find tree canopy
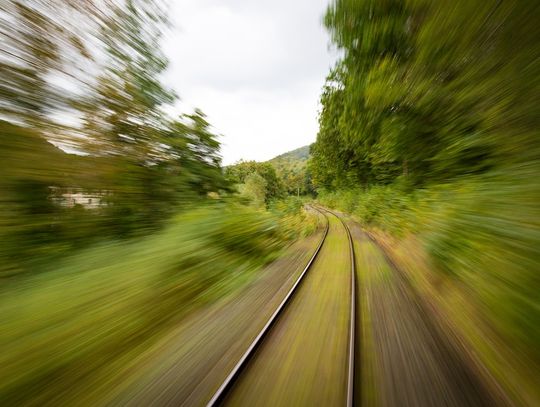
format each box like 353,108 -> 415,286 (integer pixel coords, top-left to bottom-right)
0,0 -> 227,274
310,0 -> 540,190
225,160 -> 284,202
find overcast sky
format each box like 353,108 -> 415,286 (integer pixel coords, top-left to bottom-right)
162,0 -> 336,165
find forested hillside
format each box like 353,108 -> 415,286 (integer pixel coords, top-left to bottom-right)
311,0 -> 539,401
225,145 -> 313,202
268,145 -> 312,196
270,145 -> 310,163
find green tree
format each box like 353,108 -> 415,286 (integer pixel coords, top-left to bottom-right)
0,0 -> 229,273
83,0 -> 226,233
0,1 -> 105,272
240,172 -> 267,209
312,0 -> 540,372
312,0 -> 540,188
225,161 -> 284,201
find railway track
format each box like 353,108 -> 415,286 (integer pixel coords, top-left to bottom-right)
207,206 -> 357,406
324,207 -> 357,407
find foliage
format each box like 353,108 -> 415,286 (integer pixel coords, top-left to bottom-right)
239,172 -> 267,208
313,0 -> 540,372
0,204 -> 286,405
318,170 -> 540,361
0,1 -> 226,276
311,0 -> 539,188
269,196 -> 319,239
227,146 -> 315,200
225,160 -> 284,202
268,145 -> 314,196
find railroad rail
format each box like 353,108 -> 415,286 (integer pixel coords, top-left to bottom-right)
317,206 -> 357,407
206,205 -> 356,406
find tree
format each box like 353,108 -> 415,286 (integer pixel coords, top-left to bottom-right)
225,161 -> 284,201
0,0 -> 229,273
0,1 -> 108,271
82,0 -> 227,233
311,0 -> 540,189
240,173 -> 267,209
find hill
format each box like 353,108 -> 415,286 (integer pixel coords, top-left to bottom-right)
268,145 -> 310,172
269,145 -> 310,163
267,145 -> 311,195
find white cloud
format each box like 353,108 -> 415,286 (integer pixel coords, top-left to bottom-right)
163,0 -> 336,164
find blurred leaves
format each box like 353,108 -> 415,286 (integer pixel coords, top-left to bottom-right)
0,204 -> 284,405
312,0 -> 540,187
313,0 -> 540,371
0,0 -> 227,276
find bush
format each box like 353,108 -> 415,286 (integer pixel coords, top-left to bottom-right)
317,167 -> 540,362
0,203 -> 286,405
269,197 -> 319,239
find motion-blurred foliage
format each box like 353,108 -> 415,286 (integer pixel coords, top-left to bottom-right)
270,196 -> 319,239
0,204 -> 286,405
268,145 -> 314,196
225,160 -> 285,204
0,0 -> 227,277
0,2 -> 321,403
312,0 -> 540,369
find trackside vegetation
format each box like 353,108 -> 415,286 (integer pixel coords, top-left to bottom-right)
0,1 -> 319,404
0,202 -> 318,405
311,0 -> 539,400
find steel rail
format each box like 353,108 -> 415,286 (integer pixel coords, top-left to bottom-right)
317,206 -> 356,407
206,205 -> 330,407
338,211 -> 357,407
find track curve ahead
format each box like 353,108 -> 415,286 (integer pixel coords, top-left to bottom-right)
207,206 -> 357,407
322,207 -> 357,407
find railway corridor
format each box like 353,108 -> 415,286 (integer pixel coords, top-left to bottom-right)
103,208 -> 504,407
222,211 -> 354,406
348,221 -> 502,407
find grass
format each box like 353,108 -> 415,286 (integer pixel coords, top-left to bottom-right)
0,202 -> 309,405
317,166 -> 540,404
353,234 -> 382,407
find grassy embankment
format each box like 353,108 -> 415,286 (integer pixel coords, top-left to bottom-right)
0,200 -> 317,405
318,168 -> 539,405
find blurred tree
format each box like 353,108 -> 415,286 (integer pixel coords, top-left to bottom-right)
0,0 -> 228,273
81,0 -> 176,231
311,0 -> 540,188
311,0 -> 540,370
82,0 -> 226,233
240,172 -> 267,209
0,1 -> 107,272
225,160 -> 284,202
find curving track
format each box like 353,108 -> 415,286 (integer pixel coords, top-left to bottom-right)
318,206 -> 357,407
207,206 -> 357,407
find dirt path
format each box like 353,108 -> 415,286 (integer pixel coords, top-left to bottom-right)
223,211 -> 353,406
346,219 -> 506,407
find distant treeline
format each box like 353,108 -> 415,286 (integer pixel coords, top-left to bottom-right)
225,146 -> 314,205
